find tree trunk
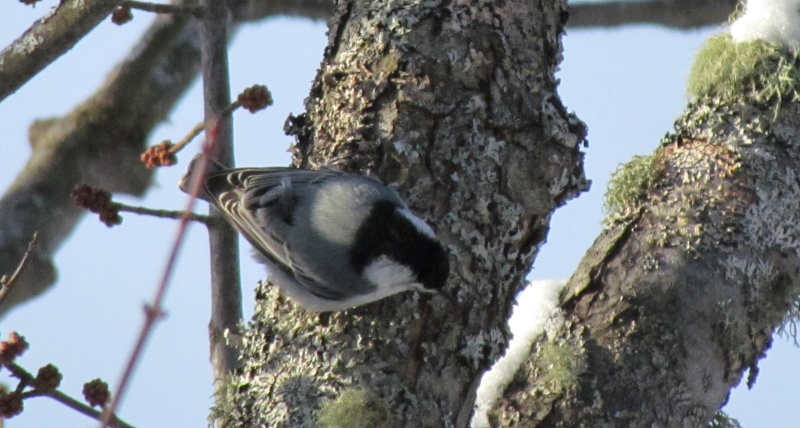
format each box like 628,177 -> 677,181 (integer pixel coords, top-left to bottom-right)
218,0 -> 587,427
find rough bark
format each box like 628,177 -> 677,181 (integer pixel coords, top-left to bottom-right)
490,86 -> 800,425
219,0 -> 588,427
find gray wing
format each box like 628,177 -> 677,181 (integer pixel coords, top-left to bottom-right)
204,167 -> 368,301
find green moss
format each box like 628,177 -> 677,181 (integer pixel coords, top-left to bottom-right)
317,389 -> 392,428
603,154 -> 656,221
687,34 -> 800,105
537,340 -> 587,395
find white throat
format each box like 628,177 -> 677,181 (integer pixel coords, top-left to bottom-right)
363,256 -> 420,291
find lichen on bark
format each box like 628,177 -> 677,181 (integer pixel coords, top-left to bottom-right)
217,0 -> 587,426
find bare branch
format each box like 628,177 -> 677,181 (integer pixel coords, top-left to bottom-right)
103,0 -> 256,423
1,0 -> 730,113
167,84 -> 272,154
231,0 -> 333,22
0,0 -> 124,102
42,390 -> 134,428
123,1 -> 206,17
232,0 -> 737,30
197,0 -> 245,409
114,203 -> 214,225
568,0 -> 737,29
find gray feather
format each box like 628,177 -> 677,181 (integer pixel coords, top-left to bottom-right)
192,159 -> 407,307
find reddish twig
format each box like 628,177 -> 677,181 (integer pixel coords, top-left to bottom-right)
101,13 -> 272,428
100,148 -> 213,427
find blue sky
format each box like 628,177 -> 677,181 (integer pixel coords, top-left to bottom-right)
0,3 -> 796,427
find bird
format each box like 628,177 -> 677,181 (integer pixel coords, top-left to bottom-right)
179,154 -> 450,312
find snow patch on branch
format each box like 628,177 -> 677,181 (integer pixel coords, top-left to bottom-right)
470,279 -> 567,428
730,0 -> 800,48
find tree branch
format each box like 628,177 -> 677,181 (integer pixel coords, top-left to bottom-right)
197,0 -> 244,408
0,0 -> 124,102
123,1 -> 206,18
491,64 -> 800,426
233,0 -> 739,30
37,390 -> 134,428
231,0 -> 333,22
114,202 -> 214,225
568,0 -> 737,29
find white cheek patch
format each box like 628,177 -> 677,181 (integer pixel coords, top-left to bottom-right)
363,256 -> 418,289
397,208 -> 436,239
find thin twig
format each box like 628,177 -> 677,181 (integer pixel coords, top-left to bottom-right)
567,0 -> 735,29
113,202 -> 214,225
4,362 -> 34,390
0,233 -> 38,306
169,100 -> 240,154
169,121 -> 206,154
221,100 -> 242,118
123,1 -> 206,18
48,390 -> 134,428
